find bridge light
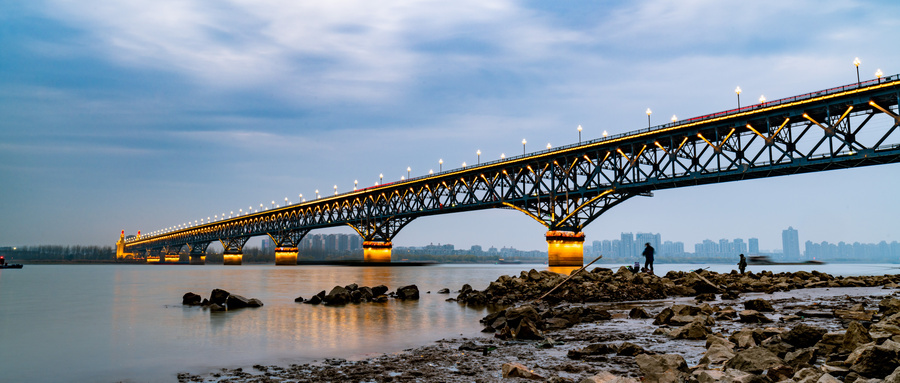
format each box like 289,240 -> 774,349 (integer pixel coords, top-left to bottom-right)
758,95 -> 766,104
735,86 -> 742,108
315,190 -> 319,199
354,180 -> 358,190
379,173 -> 383,184
646,108 -> 652,127
476,150 -> 481,164
438,159 -> 443,172
546,143 -> 551,150
334,185 -> 338,195
429,169 -> 433,175
577,125 -> 582,143
462,162 -> 467,168
522,139 -> 527,154
603,130 -> 608,138
853,57 -> 861,83
875,68 -> 883,80
501,153 -> 506,159
671,115 -> 677,123
407,166 -> 411,178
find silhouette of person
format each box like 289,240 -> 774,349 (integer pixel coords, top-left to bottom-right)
738,253 -> 747,274
641,243 -> 655,273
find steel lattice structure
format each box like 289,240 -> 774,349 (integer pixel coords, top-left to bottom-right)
125,76 -> 900,257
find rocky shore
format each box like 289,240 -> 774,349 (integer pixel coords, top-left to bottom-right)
179,268 -> 900,383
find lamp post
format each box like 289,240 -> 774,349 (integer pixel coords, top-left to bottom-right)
379,173 -> 383,184
354,180 -> 358,190
853,57 -> 861,83
577,124 -> 582,143
876,69 -> 883,82
546,143 -> 551,150
501,153 -> 505,159
334,185 -> 338,195
462,161 -> 467,168
407,166 -> 411,179
285,197 -> 289,206
298,194 -> 303,202
671,115 -> 677,123
759,95 -> 766,104
646,108 -> 652,127
438,159 -> 443,172
315,190 -> 319,199
476,149 -> 481,164
735,86 -> 742,108
522,139 -> 527,154
603,130 -> 608,138
429,169 -> 433,175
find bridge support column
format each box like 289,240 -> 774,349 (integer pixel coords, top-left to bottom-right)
546,231 -> 584,266
187,242 -> 210,265
189,254 -> 206,265
146,248 -> 162,263
223,251 -> 243,265
275,247 -> 298,265
363,241 -> 392,262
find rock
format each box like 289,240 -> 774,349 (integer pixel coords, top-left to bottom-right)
695,293 -> 716,302
437,288 -> 450,294
579,371 -> 638,383
706,335 -> 734,350
880,297 -> 900,316
760,336 -> 794,358
567,343 -> 617,359
722,290 -> 741,300
182,292 -> 202,305
396,285 -> 420,300
653,308 -> 674,325
247,298 -> 263,307
850,343 -> 900,378
739,310 -> 773,323
744,299 -> 775,312
782,324 -> 827,348
304,294 -> 322,305
200,298 -> 209,306
724,346 -> 784,374
505,305 -> 541,329
835,310 -> 875,322
617,342 -> 649,356
635,353 -> 689,383
695,369 -> 725,383
458,341 -> 483,351
842,321 -> 875,353
372,285 -> 389,297
629,307 -> 651,319
372,295 -> 388,303
545,317 -> 570,330
699,344 -> 735,365
323,286 -> 351,305
501,362 -> 544,380
210,288 -> 230,306
349,290 -> 361,303
512,317 -> 543,340
293,296 -> 304,303
670,322 -> 710,340
785,347 -> 817,369
344,283 -> 358,291
358,287 -> 374,301
226,294 -> 257,309
208,303 -> 225,311
885,366 -> 900,383
816,332 -> 845,355
817,373 -> 842,383
765,364 -> 795,382
730,328 -> 758,348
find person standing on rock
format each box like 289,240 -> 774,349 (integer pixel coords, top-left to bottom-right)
738,253 -> 747,274
641,243 -> 654,273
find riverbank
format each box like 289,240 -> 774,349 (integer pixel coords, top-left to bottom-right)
180,268 -> 900,382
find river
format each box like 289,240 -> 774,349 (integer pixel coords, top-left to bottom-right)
0,262 -> 897,382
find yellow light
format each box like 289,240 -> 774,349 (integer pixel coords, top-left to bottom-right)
522,138 -> 527,145
735,86 -> 742,95
646,108 -> 652,116
853,57 -> 861,67
501,153 -> 506,159
875,69 -> 883,78
602,130 -> 608,137
577,125 -> 582,132
671,115 -> 677,122
759,95 -> 766,103
546,143 -> 551,149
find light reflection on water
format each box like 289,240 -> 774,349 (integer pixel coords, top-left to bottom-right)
0,262 -> 896,382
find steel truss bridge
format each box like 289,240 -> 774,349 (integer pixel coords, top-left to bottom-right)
122,75 -> 900,266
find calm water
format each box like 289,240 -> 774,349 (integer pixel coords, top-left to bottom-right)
0,262 -> 897,382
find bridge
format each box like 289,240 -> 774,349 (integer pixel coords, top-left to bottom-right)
120,74 -> 900,266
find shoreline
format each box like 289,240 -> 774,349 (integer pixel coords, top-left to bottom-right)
179,268 -> 900,382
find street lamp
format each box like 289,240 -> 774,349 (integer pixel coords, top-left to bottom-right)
759,95 -> 766,104
646,108 -> 652,127
577,124 -> 582,143
876,69 -> 883,82
735,86 -> 742,108
476,149 -> 481,164
462,162 -> 467,168
285,197 -> 289,205
429,169 -> 433,175
407,166 -> 411,178
546,143 -> 551,150
853,57 -> 861,83
603,130 -> 608,138
671,115 -> 677,123
238,209 -> 242,216
334,185 -> 338,195
298,194 -> 304,202
522,138 -> 527,154
501,153 -> 506,159
354,180 -> 358,190
379,173 -> 383,184
315,190 -> 319,199
438,159 -> 443,172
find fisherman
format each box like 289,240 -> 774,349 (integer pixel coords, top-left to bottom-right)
641,243 -> 655,273
738,253 -> 747,274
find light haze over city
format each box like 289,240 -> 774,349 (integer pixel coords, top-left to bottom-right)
1,1 -> 899,252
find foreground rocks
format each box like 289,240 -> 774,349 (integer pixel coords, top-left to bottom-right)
183,271 -> 900,383
182,289 -> 263,310
294,283 -> 420,305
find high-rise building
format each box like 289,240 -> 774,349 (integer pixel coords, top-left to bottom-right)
636,232 -> 661,256
619,233 -> 634,258
782,226 -> 800,260
748,238 -> 759,254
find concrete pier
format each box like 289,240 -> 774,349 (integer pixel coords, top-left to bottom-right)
363,241 -> 392,262
189,255 -> 205,265
275,247 -> 298,265
223,252 -> 243,265
546,231 -> 584,266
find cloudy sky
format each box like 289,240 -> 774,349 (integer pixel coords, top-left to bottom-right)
2,0 -> 899,252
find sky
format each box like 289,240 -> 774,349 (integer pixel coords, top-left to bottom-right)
1,0 -> 899,252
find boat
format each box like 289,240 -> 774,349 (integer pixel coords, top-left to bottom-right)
0,264 -> 23,269
747,255 -> 825,265
496,259 -> 522,264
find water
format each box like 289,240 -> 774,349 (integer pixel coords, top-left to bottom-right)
0,262 -> 896,382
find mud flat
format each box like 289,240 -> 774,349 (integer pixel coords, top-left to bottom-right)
180,268 -> 900,382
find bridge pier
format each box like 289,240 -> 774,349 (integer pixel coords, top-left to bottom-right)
546,231 -> 584,266
223,251 -> 242,265
275,247 -> 298,265
363,241 -> 392,262
189,254 -> 205,265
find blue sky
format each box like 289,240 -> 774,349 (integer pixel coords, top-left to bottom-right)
2,0 -> 899,252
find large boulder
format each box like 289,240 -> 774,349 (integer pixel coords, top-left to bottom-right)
670,322 -> 710,340
781,324 -> 827,348
226,294 -> 252,309
744,298 -> 775,312
850,342 -> 900,379
699,344 -> 735,365
182,292 -> 202,305
738,310 -> 773,323
210,288 -> 230,305
635,353 -> 689,383
842,321 -> 874,353
879,297 -> 900,316
372,285 -> 389,297
505,305 -> 541,329
724,346 -> 784,374
323,286 -> 351,305
396,285 -> 420,300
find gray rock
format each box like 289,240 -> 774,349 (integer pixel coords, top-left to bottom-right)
396,285 -> 420,300
323,286 -> 351,305
567,343 -> 617,359
785,347 -> 817,370
247,298 -> 263,307
724,346 -> 784,374
850,343 -> 900,378
372,285 -> 389,297
670,322 -> 710,340
437,288 -> 450,294
617,342 -> 649,356
635,353 -> 689,383
816,373 -> 841,383
699,344 -> 735,365
210,288 -> 230,306
781,324 -> 826,348
738,309 -> 773,324
629,307 -> 651,319
885,366 -> 900,383
226,294 -> 251,308
793,367 -> 823,383
182,292 -> 202,305
842,321 -> 875,353
744,298 -> 775,312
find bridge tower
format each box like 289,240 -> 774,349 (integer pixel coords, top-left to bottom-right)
220,237 -> 249,265
115,230 -> 133,261
187,242 -> 211,265
163,244 -> 182,263
349,217 -> 416,262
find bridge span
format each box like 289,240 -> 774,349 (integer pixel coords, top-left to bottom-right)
121,75 -> 900,266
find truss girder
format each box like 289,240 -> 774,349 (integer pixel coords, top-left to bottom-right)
126,79 -> 900,253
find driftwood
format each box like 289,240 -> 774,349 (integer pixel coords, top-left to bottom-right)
535,255 -> 603,301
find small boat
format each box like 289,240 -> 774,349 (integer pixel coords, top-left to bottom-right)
0,263 -> 23,269
747,255 -> 825,265
496,259 -> 522,264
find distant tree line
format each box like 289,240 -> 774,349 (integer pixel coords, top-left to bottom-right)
4,245 -> 116,262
